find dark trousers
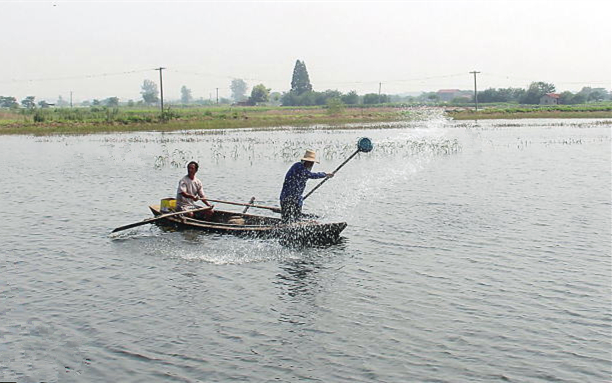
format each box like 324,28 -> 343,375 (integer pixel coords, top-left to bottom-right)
280,199 -> 302,223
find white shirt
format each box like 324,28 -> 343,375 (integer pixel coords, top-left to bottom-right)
176,175 -> 205,210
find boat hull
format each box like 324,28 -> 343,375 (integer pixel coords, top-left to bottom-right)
149,205 -> 347,246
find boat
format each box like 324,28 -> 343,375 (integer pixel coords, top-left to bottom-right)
148,204 -> 347,246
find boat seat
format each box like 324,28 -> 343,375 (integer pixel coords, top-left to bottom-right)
227,216 -> 245,225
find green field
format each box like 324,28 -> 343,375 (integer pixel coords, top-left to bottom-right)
0,105 -> 407,135
1,103 -> 610,135
446,103 -> 612,120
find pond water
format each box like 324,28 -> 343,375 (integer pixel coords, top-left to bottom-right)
1,116 -> 610,382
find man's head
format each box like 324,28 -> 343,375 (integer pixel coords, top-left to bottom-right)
300,150 -> 318,170
301,160 -> 314,170
187,161 -> 199,178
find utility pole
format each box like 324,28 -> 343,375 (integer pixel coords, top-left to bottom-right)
156,67 -> 166,119
216,88 -> 219,104
470,71 -> 480,111
70,91 -> 73,108
378,82 -> 382,104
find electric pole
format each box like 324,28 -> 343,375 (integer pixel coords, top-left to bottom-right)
70,91 -> 73,108
378,82 -> 382,104
470,71 -> 480,111
156,67 -> 166,119
216,88 -> 219,105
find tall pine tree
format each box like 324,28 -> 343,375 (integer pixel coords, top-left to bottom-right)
290,60 -> 313,95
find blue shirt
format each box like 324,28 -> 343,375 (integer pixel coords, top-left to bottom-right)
280,162 -> 327,205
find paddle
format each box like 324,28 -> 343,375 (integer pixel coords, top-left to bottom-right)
111,205 -> 213,233
242,196 -> 256,213
204,198 -> 319,219
303,137 -> 373,200
205,198 -> 282,213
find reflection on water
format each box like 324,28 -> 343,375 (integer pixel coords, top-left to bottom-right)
1,119 -> 610,382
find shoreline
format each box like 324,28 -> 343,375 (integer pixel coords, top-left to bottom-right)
0,106 -> 610,135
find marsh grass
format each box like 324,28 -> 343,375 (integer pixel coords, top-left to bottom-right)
0,105 -> 405,135
448,104 -> 612,120
2,103 -> 611,135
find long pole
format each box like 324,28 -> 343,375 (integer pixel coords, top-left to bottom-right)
156,67 -> 166,119
470,70 -> 480,111
216,88 -> 219,104
303,149 -> 360,200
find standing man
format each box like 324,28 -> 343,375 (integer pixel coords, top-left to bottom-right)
280,150 -> 333,223
176,161 -> 214,218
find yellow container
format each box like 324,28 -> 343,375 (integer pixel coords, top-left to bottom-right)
160,198 -> 176,213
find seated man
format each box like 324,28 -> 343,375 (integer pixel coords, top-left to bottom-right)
176,161 -> 214,219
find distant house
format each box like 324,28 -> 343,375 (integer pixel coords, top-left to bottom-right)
436,89 -> 471,102
436,89 -> 462,102
540,93 -> 560,105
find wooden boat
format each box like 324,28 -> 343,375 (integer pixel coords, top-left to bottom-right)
148,204 -> 347,246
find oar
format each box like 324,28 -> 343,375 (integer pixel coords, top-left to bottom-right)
205,198 -> 282,213
205,198 -> 319,219
242,196 -> 256,213
303,137 -> 373,200
111,206 -> 213,233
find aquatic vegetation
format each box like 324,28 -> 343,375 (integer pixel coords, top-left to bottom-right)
154,148 -> 193,169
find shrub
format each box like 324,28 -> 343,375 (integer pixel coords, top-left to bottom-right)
33,111 -> 46,122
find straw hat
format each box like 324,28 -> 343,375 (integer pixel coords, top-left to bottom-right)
301,149 -> 319,163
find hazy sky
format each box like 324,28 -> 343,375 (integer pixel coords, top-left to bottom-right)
2,1 -> 610,102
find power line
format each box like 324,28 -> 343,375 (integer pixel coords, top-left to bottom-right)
481,72 -> 609,86
0,68 -> 155,84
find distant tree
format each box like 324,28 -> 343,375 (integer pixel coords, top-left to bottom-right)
56,95 -> 69,107
315,90 -> 342,105
80,100 -> 91,107
559,91 -> 575,105
363,93 -> 379,104
477,88 -> 502,103
588,89 -> 606,102
498,87 -> 525,102
0,96 -> 19,108
269,92 -> 282,105
520,82 -> 556,104
249,84 -> 271,104
326,97 -> 345,115
92,99 -> 101,106
21,96 -> 36,109
364,93 -> 389,104
290,60 -> 313,95
127,99 -> 135,107
180,85 -> 193,104
577,86 -> 607,102
141,79 -> 159,105
230,79 -> 248,102
38,100 -> 52,108
570,93 -> 587,104
280,91 -> 294,106
341,90 -> 359,105
451,97 -> 471,104
105,97 -> 119,107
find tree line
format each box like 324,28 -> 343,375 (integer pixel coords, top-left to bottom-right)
471,83 -> 610,105
2,60 -> 610,109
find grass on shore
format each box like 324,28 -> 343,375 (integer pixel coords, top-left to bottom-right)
1,103 -> 611,135
0,106 -> 406,135
446,104 -> 612,120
